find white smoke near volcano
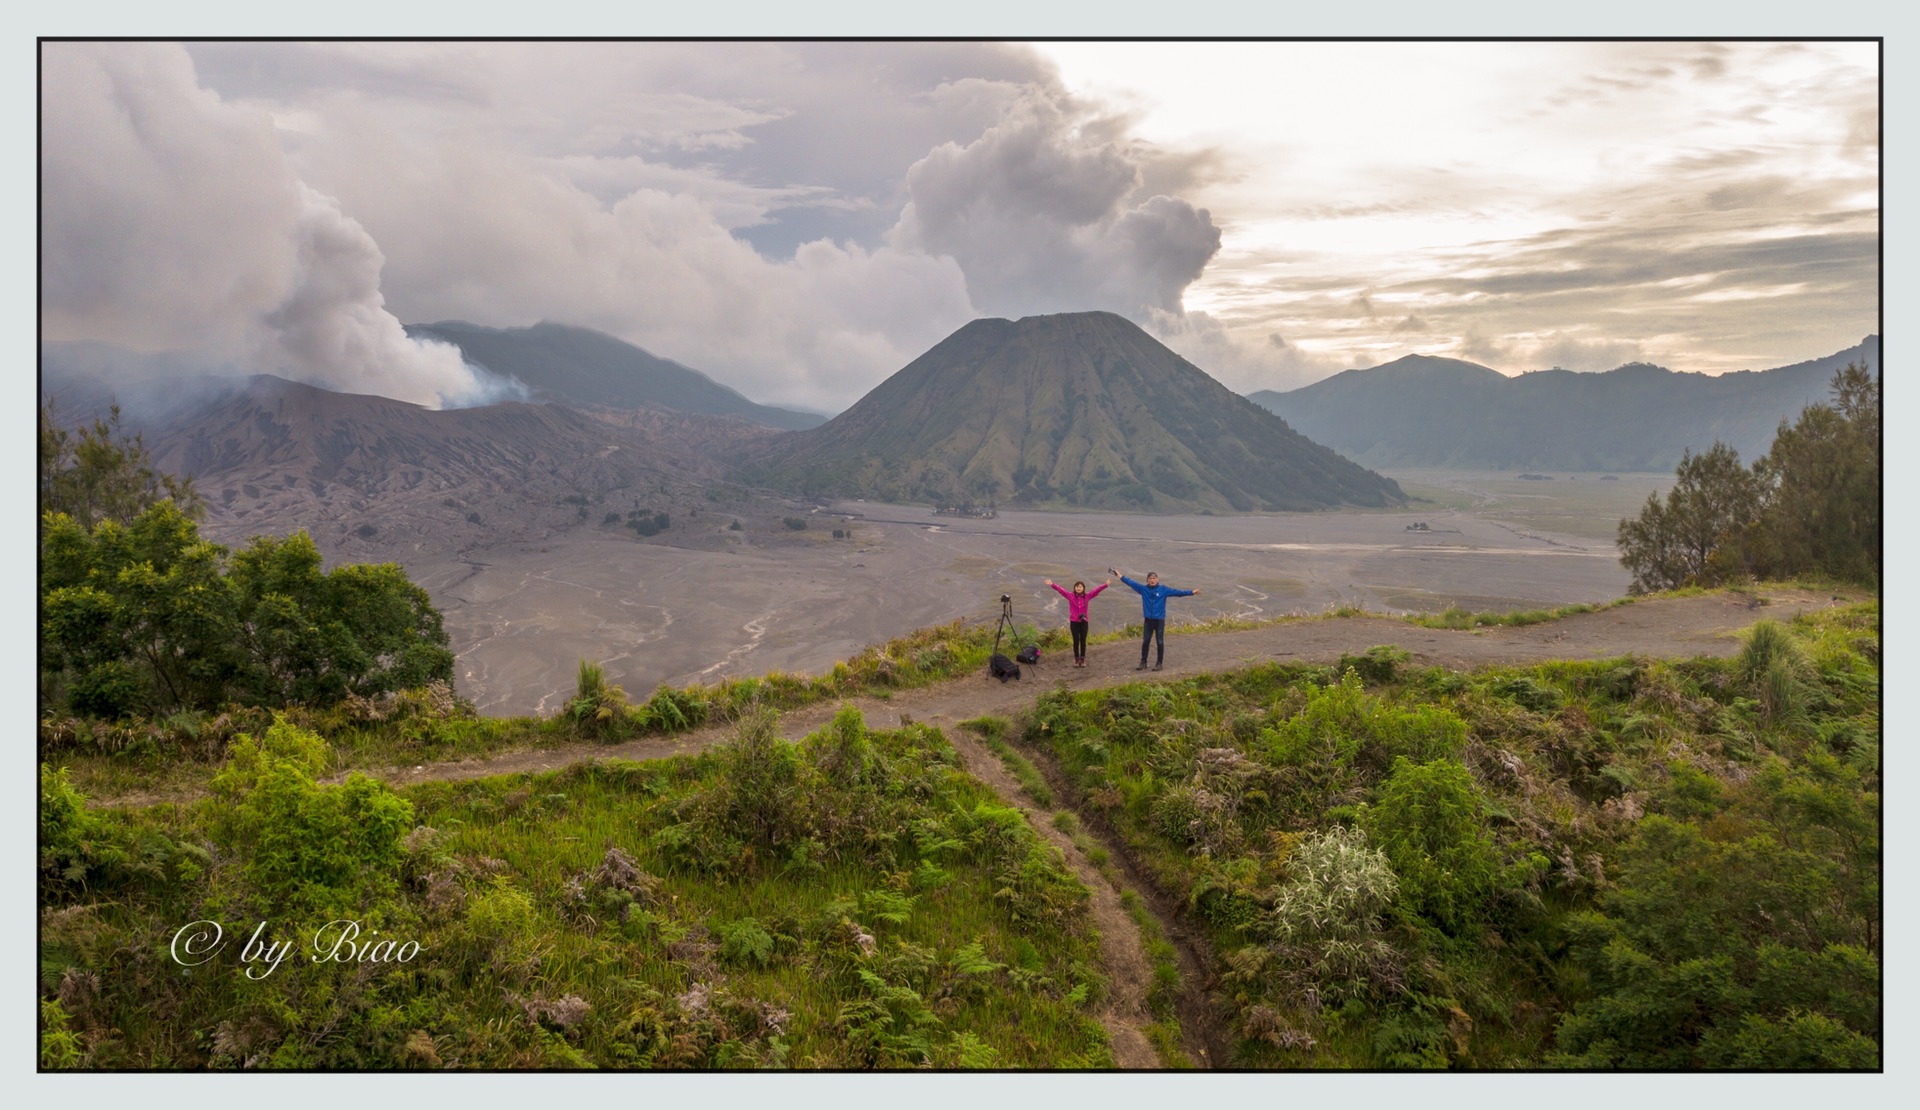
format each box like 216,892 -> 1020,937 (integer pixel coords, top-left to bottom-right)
40,42 -> 519,410
257,185 -> 527,407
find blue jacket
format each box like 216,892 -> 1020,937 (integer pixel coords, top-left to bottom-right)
1120,576 -> 1193,621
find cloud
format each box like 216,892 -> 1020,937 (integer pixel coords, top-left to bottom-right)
178,43 -> 1228,409
1146,310 -> 1345,394
40,43 -> 516,409
283,93 -> 977,412
43,40 -> 1877,414
890,89 -> 1222,320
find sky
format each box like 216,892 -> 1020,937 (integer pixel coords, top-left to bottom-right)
38,39 -> 1879,412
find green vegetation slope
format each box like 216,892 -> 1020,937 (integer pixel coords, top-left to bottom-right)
1019,605 -> 1879,1067
40,708 -> 1110,1069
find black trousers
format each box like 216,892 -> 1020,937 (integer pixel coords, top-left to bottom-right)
1139,618 -> 1165,665
1070,620 -> 1089,660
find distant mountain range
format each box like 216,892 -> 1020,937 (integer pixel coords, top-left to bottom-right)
1246,336 -> 1880,471
405,321 -> 827,430
747,311 -> 1404,512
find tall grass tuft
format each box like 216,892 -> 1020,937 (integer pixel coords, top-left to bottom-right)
1738,621 -> 1815,727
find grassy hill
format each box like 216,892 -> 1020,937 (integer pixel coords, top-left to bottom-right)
747,311 -> 1404,512
1248,337 -> 1880,471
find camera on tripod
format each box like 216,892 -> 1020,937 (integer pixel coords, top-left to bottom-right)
1000,594 -> 1012,605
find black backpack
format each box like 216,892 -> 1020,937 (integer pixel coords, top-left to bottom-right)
988,653 -> 1021,682
1015,645 -> 1040,666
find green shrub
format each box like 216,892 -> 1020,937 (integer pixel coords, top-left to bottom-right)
210,719 -> 414,915
1737,621 -> 1817,727
1365,758 -> 1512,933
1488,675 -> 1564,713
1263,671 -> 1466,777
1337,645 -> 1411,685
715,711 -> 804,850
1265,825 -> 1403,1002
38,765 -> 97,886
717,917 -> 777,968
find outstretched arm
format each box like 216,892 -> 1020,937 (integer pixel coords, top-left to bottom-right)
1168,586 -> 1198,598
1087,581 -> 1109,599
1118,575 -> 1144,594
1047,581 -> 1073,600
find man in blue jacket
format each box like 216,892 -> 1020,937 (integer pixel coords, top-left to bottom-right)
1109,567 -> 1201,671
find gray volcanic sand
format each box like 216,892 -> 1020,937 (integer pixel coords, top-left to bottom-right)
410,498 -> 1628,716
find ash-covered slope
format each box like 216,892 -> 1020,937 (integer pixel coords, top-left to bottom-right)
144,375 -> 703,560
750,311 -> 1403,512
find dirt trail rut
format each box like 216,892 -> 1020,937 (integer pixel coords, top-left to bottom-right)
936,724 -> 1164,1068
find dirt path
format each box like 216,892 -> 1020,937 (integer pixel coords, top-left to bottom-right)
935,723 -> 1163,1068
359,587 -> 1839,791
1004,721 -> 1235,1068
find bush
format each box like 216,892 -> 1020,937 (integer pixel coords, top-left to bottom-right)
1337,645 -> 1411,685
564,658 -> 631,737
211,719 -> 415,915
1365,758 -> 1515,932
714,711 -> 804,850
1737,621 -> 1817,727
1263,670 -> 1466,778
1265,826 -> 1403,1001
783,517 -> 809,531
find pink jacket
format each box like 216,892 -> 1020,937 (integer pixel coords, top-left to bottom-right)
1050,581 -> 1108,622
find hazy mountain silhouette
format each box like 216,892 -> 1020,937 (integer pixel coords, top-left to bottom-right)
406,320 -> 827,430
1246,336 -> 1880,471
748,311 -> 1403,512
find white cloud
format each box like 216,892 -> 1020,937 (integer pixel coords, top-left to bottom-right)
41,40 -> 1879,416
40,43 -> 517,408
891,88 -> 1221,320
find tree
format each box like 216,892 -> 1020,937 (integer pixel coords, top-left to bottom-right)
1617,443 -> 1763,592
1755,362 -> 1880,585
1617,364 -> 1880,592
39,404 -> 203,530
40,504 -> 454,717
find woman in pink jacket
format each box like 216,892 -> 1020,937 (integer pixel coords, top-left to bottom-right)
1046,576 -> 1111,668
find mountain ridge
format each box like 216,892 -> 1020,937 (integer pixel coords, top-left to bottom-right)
405,320 -> 827,430
1246,336 -> 1880,470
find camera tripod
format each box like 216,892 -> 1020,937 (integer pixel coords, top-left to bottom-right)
991,593 -> 1015,656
